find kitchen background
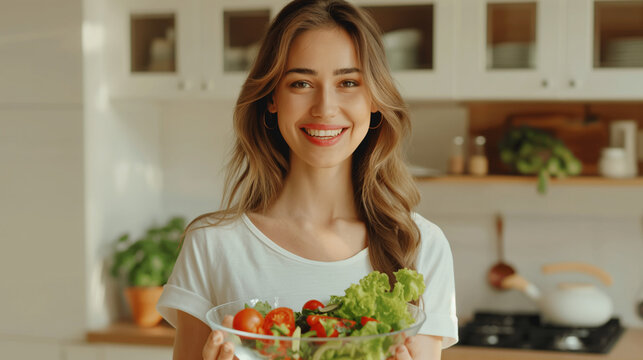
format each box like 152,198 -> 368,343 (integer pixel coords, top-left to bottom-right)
2,0 -> 643,359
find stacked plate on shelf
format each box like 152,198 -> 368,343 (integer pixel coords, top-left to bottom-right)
487,42 -> 535,69
603,37 -> 643,68
382,28 -> 422,70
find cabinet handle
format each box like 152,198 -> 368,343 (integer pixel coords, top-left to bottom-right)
541,79 -> 549,88
569,79 -> 576,88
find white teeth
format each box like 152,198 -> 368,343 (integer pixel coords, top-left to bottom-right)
304,128 -> 343,137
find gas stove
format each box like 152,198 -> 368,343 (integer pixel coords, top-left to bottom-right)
457,312 -> 624,353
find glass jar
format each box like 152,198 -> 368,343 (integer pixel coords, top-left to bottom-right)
448,136 -> 465,175
468,136 -> 488,176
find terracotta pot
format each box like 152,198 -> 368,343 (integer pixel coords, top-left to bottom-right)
124,286 -> 164,327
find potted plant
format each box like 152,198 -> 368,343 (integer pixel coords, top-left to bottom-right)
499,126 -> 582,194
110,216 -> 186,327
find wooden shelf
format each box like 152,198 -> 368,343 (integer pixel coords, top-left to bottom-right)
415,175 -> 643,186
86,321 -> 174,347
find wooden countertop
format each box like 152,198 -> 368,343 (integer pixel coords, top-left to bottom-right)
86,321 -> 175,346
443,328 -> 643,360
87,323 -> 643,359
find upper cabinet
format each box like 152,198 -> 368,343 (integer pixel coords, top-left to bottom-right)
107,0 -> 201,98
200,0 -> 276,99
564,0 -> 643,100
354,0 -> 456,100
456,0 -> 562,99
457,0 -> 643,100
105,0 -> 643,100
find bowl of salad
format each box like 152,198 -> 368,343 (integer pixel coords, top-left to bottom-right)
205,269 -> 427,360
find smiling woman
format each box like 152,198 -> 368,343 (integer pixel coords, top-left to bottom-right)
156,1 -> 458,360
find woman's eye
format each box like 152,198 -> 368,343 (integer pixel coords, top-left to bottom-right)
290,81 -> 311,89
341,80 -> 359,88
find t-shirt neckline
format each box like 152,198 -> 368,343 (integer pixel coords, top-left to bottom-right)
241,213 -> 368,266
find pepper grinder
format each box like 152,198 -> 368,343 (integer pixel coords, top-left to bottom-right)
468,136 -> 489,176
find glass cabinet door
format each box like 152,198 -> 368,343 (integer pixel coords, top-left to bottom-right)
565,0 -> 643,99
108,0 -> 200,97
201,0 -> 273,98
456,0 -> 561,99
594,1 -> 643,69
129,14 -> 177,74
355,0 -> 455,100
222,10 -> 270,73
486,2 -> 537,70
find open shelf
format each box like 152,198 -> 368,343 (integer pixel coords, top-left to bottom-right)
415,175 -> 643,186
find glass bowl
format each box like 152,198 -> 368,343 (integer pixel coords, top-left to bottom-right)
205,296 -> 426,360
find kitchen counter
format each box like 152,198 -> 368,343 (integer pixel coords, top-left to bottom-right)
88,324 -> 642,359
443,328 -> 643,360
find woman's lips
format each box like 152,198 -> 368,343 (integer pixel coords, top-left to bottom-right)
300,127 -> 346,146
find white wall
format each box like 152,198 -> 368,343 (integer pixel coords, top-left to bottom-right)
0,0 -> 86,358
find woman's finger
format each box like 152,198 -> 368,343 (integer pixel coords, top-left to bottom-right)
390,344 -> 413,360
223,315 -> 234,328
202,331 -> 224,359
217,341 -> 235,360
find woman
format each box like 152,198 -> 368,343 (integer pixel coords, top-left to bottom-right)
157,1 -> 458,359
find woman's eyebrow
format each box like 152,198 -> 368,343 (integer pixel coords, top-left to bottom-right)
284,67 -> 361,75
334,67 -> 360,75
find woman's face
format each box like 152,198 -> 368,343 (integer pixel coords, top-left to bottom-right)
268,26 -> 376,170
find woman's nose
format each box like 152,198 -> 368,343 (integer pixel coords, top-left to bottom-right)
310,86 -> 339,119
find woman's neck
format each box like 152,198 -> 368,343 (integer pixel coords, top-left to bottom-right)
268,157 -> 358,224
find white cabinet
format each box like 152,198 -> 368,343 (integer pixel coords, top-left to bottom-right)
456,0 -> 643,100
107,0 -> 201,98
106,0 -> 453,100
105,0 -> 643,100
354,0 -> 456,100
200,0 -> 278,99
456,0 -> 563,99
563,0 -> 643,100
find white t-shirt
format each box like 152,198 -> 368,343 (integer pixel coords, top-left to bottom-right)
157,212 -> 458,348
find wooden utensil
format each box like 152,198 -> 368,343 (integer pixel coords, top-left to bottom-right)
487,214 -> 515,290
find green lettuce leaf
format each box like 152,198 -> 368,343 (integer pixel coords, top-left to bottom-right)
329,269 -> 425,331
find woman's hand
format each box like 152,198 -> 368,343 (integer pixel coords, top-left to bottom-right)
202,315 -> 237,360
387,335 -> 442,360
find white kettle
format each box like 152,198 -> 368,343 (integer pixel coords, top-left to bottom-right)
502,262 -> 613,327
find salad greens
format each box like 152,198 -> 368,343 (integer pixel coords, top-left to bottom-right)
241,269 -> 426,360
328,268 -> 426,331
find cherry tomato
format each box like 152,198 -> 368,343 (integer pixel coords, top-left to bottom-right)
302,299 -> 325,311
232,308 -> 264,334
360,316 -> 378,326
263,307 -> 296,335
307,315 -> 356,337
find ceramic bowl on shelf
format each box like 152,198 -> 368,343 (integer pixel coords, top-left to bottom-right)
382,28 -> 422,70
205,296 -> 426,360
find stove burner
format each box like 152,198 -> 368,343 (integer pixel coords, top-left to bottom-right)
458,312 -> 624,353
553,333 -> 584,351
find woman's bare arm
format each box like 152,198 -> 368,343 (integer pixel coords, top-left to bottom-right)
173,310 -> 213,360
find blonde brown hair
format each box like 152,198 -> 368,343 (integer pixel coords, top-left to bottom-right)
189,0 -> 421,282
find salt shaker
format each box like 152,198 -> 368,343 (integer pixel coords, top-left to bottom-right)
468,136 -> 488,176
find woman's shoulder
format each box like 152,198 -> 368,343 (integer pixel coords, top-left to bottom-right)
411,212 -> 445,238
411,212 -> 452,255
184,213 -> 249,242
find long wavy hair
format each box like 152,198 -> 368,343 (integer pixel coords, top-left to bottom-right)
189,0 -> 421,283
